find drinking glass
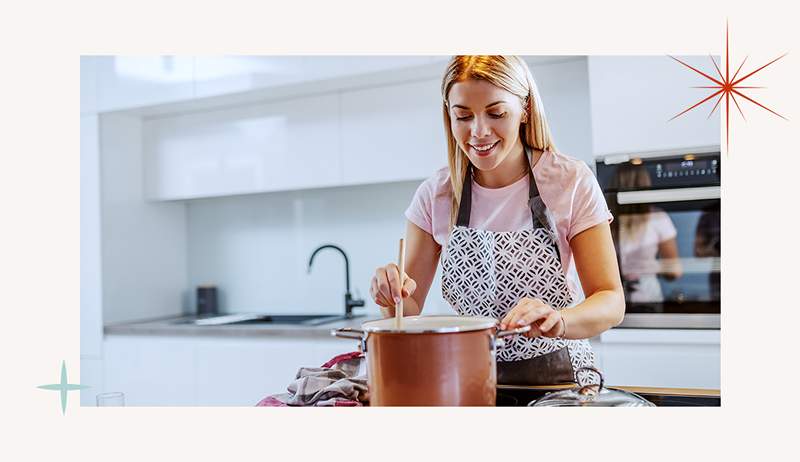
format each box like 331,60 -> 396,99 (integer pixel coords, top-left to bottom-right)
96,392 -> 125,406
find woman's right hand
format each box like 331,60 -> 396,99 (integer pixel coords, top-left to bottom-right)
370,263 -> 417,308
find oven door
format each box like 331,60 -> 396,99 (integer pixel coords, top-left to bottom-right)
608,187 -> 720,329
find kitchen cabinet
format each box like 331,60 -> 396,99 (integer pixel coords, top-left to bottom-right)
143,93 -> 341,200
587,56 -> 721,156
339,79 -> 448,185
594,328 -> 720,389
103,335 -> 352,406
193,56 -> 446,100
94,56 -> 195,113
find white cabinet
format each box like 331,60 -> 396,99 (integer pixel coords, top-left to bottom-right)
143,93 -> 341,200
340,79 -> 448,185
587,56 -> 721,156
103,335 -> 355,406
594,329 -> 720,389
193,56 -> 446,100
104,335 -> 196,406
94,56 -> 195,112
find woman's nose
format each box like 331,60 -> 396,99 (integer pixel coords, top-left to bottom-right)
470,117 -> 491,138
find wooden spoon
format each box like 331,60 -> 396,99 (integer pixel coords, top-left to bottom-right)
395,238 -> 406,329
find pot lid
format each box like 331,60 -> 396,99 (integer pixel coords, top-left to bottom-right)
361,315 -> 498,334
529,367 -> 656,407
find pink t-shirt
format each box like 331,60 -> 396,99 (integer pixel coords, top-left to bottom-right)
404,150 -> 613,303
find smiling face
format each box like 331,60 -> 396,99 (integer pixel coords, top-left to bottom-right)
447,79 -> 527,175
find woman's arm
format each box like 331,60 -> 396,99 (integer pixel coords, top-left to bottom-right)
376,220 -> 441,317
657,237 -> 683,280
562,222 -> 626,339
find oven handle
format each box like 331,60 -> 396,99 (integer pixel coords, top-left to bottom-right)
617,186 -> 720,204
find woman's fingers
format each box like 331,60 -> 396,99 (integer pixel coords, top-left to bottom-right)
514,299 -> 547,326
538,310 -> 562,335
385,263 -> 402,305
376,266 -> 394,306
402,275 -> 416,298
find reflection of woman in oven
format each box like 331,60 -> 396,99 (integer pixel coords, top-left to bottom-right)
612,164 -> 682,303
694,203 -> 720,299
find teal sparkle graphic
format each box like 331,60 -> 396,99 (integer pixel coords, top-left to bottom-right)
37,360 -> 89,415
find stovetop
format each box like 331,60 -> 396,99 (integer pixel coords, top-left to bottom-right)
496,386 -> 720,407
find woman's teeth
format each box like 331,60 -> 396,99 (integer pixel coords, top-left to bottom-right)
472,142 -> 498,152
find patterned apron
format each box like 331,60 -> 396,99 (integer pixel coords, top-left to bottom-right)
441,147 -> 596,385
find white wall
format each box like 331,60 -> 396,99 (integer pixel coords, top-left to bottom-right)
100,114 -> 189,323
529,58 -> 594,165
185,180 -> 453,316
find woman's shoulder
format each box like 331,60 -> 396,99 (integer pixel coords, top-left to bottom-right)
534,149 -> 595,186
418,165 -> 453,199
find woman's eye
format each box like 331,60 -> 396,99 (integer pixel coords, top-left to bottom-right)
490,112 -> 507,119
456,115 -> 472,121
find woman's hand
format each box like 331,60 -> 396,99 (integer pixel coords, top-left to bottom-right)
370,263 -> 417,309
499,297 -> 566,339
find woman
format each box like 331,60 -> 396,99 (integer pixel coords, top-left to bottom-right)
369,56 -> 625,385
611,163 -> 682,304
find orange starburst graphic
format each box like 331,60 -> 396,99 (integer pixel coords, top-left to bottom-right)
669,22 -> 787,152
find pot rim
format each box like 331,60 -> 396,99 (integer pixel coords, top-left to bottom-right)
361,315 -> 498,334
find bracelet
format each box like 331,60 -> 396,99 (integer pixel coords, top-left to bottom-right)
558,311 -> 568,339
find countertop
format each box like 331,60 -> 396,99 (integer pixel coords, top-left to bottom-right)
104,314 -> 376,339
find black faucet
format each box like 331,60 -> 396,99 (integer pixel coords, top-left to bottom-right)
307,244 -> 365,319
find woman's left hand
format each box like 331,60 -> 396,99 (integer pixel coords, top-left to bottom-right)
499,297 -> 565,339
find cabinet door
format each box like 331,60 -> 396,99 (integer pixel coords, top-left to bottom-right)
596,329 -> 720,389
340,79 -> 448,185
95,56 -> 195,112
194,56 -> 443,99
194,337 -> 353,406
587,56 -> 721,156
104,336 -> 196,406
143,93 -> 341,200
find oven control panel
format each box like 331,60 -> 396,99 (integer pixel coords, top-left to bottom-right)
595,152 -> 721,191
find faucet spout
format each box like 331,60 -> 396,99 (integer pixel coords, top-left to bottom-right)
308,244 -> 351,298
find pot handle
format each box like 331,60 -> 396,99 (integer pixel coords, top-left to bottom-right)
575,366 -> 605,394
496,325 -> 531,337
331,327 -> 368,352
331,327 -> 365,340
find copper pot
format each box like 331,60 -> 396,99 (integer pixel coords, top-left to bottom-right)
333,315 -> 529,406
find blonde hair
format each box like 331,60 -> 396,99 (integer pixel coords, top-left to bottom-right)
611,164 -> 654,243
441,56 -> 557,229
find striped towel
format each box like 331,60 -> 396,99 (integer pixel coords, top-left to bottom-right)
256,351 -> 368,407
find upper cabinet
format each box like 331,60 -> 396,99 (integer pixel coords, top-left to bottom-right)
94,56 -> 195,113
83,56 -> 448,114
587,56 -> 721,156
340,79 -> 447,185
143,93 -> 341,200
194,56 -> 445,100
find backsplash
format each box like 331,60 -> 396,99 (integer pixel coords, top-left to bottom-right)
186,178 -> 454,317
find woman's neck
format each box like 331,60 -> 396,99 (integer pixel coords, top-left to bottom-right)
474,143 -> 540,189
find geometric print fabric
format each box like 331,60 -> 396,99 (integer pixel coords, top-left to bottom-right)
441,225 -> 596,375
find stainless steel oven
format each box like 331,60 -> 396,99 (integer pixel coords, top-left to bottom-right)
595,147 -> 720,329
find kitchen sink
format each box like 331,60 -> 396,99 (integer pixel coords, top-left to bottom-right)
191,313 -> 353,326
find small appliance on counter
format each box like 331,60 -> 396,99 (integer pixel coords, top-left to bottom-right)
196,285 -> 219,316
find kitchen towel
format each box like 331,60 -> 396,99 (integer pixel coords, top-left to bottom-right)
256,351 -> 368,407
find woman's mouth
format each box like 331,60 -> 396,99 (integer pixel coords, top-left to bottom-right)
470,141 -> 500,157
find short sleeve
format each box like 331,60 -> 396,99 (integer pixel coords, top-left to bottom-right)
653,210 -> 678,241
404,179 -> 434,235
568,163 -> 614,241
